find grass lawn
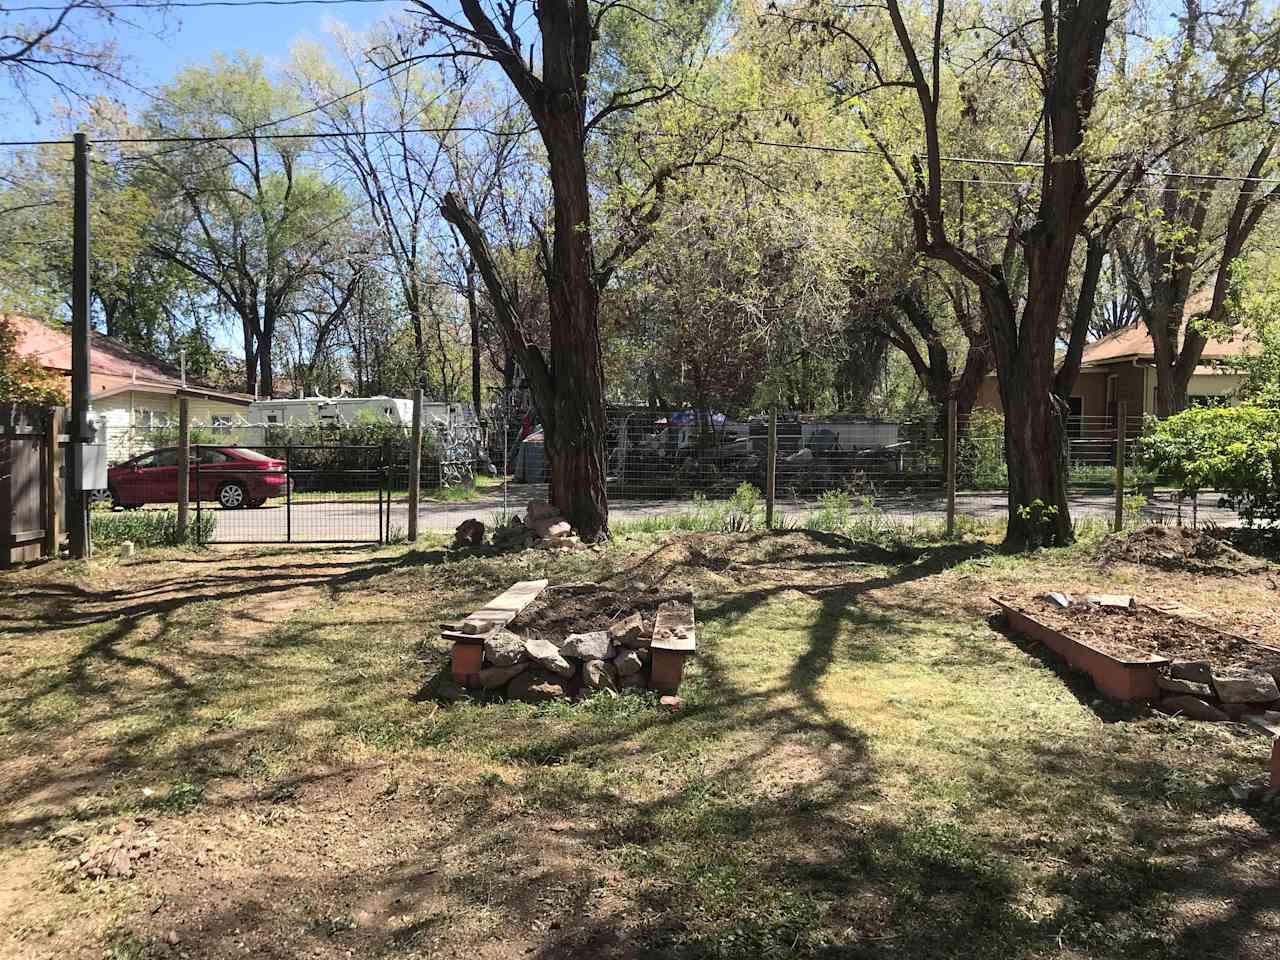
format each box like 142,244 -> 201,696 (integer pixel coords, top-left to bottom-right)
1,527 -> 1277,959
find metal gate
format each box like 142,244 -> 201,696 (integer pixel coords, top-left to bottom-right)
193,444 -> 391,545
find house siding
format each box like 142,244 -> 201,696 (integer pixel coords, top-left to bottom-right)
91,389 -> 250,463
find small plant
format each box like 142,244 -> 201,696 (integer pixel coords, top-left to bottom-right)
723,482 -> 762,533
807,489 -> 852,533
1122,492 -> 1148,529
91,510 -> 216,548
1015,498 -> 1059,550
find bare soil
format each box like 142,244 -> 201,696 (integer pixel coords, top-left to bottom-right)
508,583 -> 693,638
1101,525 -> 1272,576
1025,596 -> 1280,671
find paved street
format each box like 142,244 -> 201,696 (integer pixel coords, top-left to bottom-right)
197,484 -> 1242,543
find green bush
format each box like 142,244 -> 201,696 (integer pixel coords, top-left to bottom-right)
962,408 -> 1007,489
92,510 -> 216,548
1141,406 -> 1280,527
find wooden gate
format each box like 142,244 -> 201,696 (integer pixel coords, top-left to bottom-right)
1,404 -> 63,568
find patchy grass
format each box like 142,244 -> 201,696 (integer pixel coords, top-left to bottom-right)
0,529 -> 1276,960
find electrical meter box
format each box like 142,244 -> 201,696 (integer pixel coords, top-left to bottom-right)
75,411 -> 108,492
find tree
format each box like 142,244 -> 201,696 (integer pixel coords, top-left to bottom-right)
0,315 -> 66,404
0,1 -> 166,118
143,55 -> 364,397
413,0 -> 723,539
788,0 -> 1123,547
1115,1 -> 1280,416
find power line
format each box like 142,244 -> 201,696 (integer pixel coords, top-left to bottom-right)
4,0 -> 399,11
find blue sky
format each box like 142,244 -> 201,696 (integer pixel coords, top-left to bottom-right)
8,0 -> 416,140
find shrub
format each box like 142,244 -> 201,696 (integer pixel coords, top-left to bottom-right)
961,408 -> 1007,489
1141,406 -> 1280,527
92,510 -> 216,547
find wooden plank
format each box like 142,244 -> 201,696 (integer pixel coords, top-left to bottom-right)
44,407 -> 61,558
652,600 -> 696,653
453,578 -> 549,638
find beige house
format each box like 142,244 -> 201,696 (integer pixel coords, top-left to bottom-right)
10,314 -> 253,462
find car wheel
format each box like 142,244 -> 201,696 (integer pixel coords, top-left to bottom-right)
218,481 -> 247,509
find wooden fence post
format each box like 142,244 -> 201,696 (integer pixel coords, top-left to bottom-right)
408,387 -> 423,542
1114,401 -> 1127,533
946,397 -> 957,537
44,407 -> 62,557
765,407 -> 778,529
177,398 -> 190,541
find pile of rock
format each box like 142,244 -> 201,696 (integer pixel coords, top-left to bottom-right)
473,611 -> 659,702
489,500 -> 586,552
1157,660 -> 1280,733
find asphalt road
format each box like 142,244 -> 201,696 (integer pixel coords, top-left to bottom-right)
197,484 -> 1242,543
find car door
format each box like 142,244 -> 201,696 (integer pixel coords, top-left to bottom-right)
193,447 -> 234,500
145,448 -> 181,502
114,452 -> 156,502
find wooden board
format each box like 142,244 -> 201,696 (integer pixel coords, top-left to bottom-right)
446,578 -> 549,643
652,600 -> 696,654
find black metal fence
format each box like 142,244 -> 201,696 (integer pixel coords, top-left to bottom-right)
192,444 -> 392,545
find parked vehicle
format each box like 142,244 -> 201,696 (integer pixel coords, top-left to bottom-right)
108,447 -> 291,510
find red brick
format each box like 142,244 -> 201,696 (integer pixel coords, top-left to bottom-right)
451,641 -> 484,687
1270,739 -> 1280,789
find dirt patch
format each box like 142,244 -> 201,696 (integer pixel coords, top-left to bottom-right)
509,583 -> 693,638
1024,596 -> 1280,670
1102,525 -> 1271,576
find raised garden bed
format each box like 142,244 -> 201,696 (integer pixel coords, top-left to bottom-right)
995,595 -> 1280,726
442,580 -> 697,701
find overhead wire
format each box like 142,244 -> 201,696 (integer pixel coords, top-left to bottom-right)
4,0 -> 401,11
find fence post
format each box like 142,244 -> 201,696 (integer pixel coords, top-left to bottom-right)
766,407 -> 778,529
285,444 -> 292,543
176,398 -> 190,541
44,407 -> 62,558
1114,401 -> 1127,532
408,387 -> 422,542
945,397 -> 957,537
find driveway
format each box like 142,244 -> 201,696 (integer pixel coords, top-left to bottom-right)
198,484 -> 1241,542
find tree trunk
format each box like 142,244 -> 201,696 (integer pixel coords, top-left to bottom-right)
541,111 -> 609,540
466,261 -> 483,417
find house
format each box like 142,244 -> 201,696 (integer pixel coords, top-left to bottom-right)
9,315 -> 254,463
976,293 -> 1254,428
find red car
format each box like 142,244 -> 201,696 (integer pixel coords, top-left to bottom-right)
108,447 -> 291,510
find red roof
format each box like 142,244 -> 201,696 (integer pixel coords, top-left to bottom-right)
7,314 -> 252,404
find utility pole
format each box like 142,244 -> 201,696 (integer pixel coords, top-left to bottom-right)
68,132 -> 91,560
407,387 -> 423,541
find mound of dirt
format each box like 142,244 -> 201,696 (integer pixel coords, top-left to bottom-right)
1101,525 -> 1270,576
509,583 -> 693,638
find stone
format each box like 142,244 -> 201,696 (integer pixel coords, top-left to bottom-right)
1212,670 -> 1280,704
614,649 -> 645,677
1086,594 -> 1135,609
478,662 -> 528,690
1157,676 -> 1215,698
532,519 -> 572,539
524,635 -> 575,678
561,631 -> 612,660
619,672 -> 646,691
1170,660 -> 1214,685
659,695 -> 684,710
484,630 -> 526,667
453,518 -> 486,547
608,613 -> 644,645
582,659 -> 617,691
1160,695 -> 1229,722
1043,592 -> 1072,608
526,500 -> 559,521
436,681 -> 467,703
1241,710 -> 1280,737
507,669 -> 568,703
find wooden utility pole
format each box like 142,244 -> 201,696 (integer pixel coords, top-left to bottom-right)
1114,401 -> 1127,532
176,399 -> 191,540
68,132 -> 91,559
945,397 -> 957,537
765,408 -> 778,529
407,387 -> 423,541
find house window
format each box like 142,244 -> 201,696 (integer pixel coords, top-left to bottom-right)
137,409 -> 171,431
1188,395 -> 1226,409
211,414 -> 234,431
267,414 -> 279,424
